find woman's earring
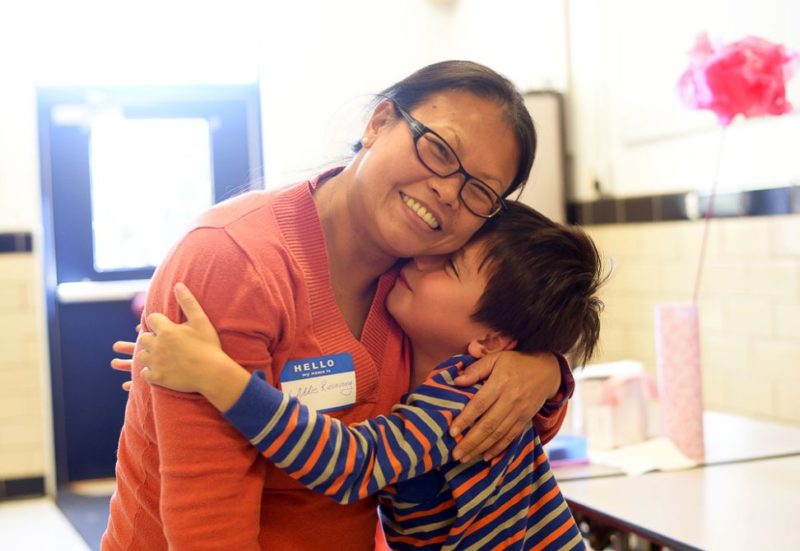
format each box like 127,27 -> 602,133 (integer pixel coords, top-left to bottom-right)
361,136 -> 371,147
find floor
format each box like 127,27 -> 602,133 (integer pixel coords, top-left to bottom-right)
0,498 -> 91,551
56,490 -> 111,550
1,498 -> 601,551
0,480 -> 113,551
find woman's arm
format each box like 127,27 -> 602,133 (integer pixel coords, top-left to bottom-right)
120,228 -> 274,550
449,352 -> 574,462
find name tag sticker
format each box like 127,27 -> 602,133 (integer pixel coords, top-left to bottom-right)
280,353 -> 357,413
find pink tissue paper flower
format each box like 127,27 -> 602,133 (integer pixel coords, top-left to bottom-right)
678,33 -> 799,126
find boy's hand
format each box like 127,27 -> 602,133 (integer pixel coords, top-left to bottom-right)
449,351 -> 560,462
111,340 -> 136,391
137,283 -> 225,395
136,283 -> 251,411
111,322 -> 142,391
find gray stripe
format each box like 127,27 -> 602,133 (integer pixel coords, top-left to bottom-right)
480,463 -> 552,516
356,421 -> 388,490
525,499 -> 569,539
274,406 -> 318,469
250,393 -> 291,446
401,392 -> 466,412
384,417 -> 424,479
466,504 -> 529,550
561,530 -> 585,549
305,420 -> 343,490
341,429 -> 371,503
382,514 -> 452,537
446,460 -> 477,479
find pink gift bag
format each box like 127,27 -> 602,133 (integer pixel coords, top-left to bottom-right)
654,302 -> 705,461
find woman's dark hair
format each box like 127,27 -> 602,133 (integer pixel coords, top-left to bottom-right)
354,60 -> 537,198
470,201 -> 606,367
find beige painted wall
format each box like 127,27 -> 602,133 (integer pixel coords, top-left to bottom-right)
586,214 -> 800,423
0,253 -> 47,479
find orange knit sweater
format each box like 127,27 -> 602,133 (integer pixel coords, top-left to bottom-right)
103,179 -> 410,550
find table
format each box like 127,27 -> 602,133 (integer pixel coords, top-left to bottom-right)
554,410 -> 800,482
552,411 -> 800,549
701,410 -> 800,464
559,455 -> 800,550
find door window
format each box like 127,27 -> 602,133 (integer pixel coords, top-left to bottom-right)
89,116 -> 214,272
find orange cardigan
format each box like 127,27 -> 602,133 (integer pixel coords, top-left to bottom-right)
103,180 -> 410,550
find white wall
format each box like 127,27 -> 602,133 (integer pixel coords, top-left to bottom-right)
255,0 -> 569,186
450,0 -> 569,92
254,0 -> 457,185
0,3 -> 39,232
568,0 -> 800,199
2,0 -> 570,226
10,0 -> 799,222
31,0 -> 262,87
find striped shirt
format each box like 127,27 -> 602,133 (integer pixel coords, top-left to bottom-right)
223,355 -> 585,550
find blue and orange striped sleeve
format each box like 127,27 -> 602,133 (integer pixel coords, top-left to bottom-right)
222,357 -> 477,504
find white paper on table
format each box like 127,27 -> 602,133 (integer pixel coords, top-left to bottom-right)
588,437 -> 699,476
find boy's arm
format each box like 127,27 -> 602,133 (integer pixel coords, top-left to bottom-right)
137,285 -> 469,505
221,360 -> 476,505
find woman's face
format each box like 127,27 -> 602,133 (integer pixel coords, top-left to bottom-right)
351,90 -> 520,259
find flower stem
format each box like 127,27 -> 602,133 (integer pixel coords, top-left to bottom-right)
693,125 -> 728,304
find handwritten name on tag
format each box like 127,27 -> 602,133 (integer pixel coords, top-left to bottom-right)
280,353 -> 356,413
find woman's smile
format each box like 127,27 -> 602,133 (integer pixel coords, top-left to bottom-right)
400,191 -> 441,231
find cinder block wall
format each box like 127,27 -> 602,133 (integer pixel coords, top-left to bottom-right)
586,214 -> 800,423
0,252 -> 46,479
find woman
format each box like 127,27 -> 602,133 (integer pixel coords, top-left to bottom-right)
102,60 -> 571,551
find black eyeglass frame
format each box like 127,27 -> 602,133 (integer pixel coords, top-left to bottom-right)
391,101 -> 508,219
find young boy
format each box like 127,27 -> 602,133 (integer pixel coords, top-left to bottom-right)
137,201 -> 604,550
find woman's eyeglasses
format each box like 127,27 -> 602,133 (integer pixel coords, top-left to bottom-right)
392,102 -> 507,219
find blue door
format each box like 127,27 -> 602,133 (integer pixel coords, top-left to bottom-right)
38,85 -> 262,483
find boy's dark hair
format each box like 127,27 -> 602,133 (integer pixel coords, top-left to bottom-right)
470,201 -> 605,367
354,60 -> 536,198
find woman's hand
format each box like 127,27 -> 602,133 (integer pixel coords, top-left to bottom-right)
136,283 -> 251,411
449,351 -> 561,462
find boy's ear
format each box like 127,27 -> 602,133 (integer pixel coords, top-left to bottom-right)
361,100 -> 396,148
467,331 -> 517,359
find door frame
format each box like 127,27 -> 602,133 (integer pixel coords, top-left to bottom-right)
37,84 -> 262,485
